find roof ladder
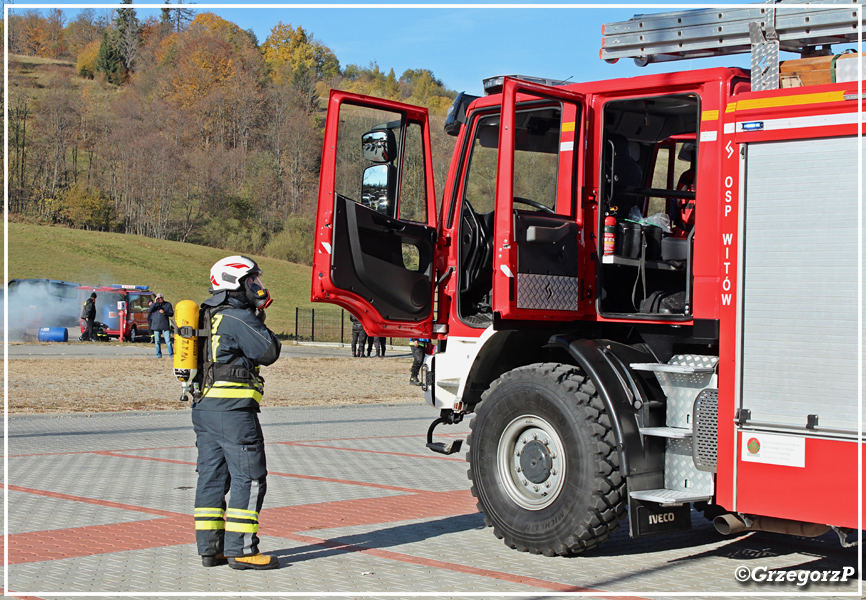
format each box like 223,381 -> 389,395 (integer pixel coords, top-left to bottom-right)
600,0 -> 861,90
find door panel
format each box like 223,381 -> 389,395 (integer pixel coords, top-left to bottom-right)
491,78 -> 587,321
331,195 -> 435,321
514,213 -> 580,311
312,91 -> 438,336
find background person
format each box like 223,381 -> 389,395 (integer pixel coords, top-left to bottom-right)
350,314 -> 367,357
148,293 -> 174,358
192,255 -> 282,570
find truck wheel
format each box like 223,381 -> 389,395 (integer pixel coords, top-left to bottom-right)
128,326 -> 137,342
467,363 -> 626,556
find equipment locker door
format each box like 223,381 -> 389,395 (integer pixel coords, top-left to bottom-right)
312,91 -> 438,337
491,78 -> 588,321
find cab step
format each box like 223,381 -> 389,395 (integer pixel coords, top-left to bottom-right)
629,488 -> 712,506
639,426 -> 692,438
425,413 -> 464,455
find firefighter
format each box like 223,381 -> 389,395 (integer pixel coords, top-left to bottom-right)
192,255 -> 282,570
409,338 -> 429,385
80,292 -> 97,342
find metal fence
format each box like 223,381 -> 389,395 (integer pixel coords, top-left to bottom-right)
294,308 -> 409,346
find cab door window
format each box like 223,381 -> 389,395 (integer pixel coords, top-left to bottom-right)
334,105 -> 429,225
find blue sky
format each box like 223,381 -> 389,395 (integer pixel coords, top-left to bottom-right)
7,2 -> 856,95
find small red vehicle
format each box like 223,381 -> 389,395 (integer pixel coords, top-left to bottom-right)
78,284 -> 154,341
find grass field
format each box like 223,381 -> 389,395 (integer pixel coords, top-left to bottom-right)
7,222 -> 326,337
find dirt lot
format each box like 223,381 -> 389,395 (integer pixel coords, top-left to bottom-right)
7,354 -> 421,413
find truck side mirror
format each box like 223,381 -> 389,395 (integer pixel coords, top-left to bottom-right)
362,130 -> 397,163
362,164 -> 397,216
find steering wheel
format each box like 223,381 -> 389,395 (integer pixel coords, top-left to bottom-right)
514,196 -> 556,214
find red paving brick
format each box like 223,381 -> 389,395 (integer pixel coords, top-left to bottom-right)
3,516 -> 191,564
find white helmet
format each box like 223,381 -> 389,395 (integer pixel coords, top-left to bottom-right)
210,255 -> 272,309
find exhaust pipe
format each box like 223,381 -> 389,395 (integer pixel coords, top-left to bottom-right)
714,514 -> 830,538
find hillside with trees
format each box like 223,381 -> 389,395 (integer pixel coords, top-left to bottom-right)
5,4 -> 458,265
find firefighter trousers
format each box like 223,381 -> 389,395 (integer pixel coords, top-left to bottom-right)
192,407 -> 268,557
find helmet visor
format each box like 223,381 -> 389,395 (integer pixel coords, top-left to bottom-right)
245,275 -> 272,309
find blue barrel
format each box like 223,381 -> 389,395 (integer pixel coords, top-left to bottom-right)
38,327 -> 68,342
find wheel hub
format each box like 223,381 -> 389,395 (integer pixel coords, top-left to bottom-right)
497,416 -> 565,510
520,440 -> 552,484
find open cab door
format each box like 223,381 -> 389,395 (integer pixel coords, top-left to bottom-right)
491,78 -> 588,322
312,91 -> 438,337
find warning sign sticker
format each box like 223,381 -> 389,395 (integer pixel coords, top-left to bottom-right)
740,432 -> 806,468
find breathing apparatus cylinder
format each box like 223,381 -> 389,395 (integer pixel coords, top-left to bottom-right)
173,299 -> 200,402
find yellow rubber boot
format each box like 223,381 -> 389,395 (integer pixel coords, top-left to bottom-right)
228,553 -> 279,570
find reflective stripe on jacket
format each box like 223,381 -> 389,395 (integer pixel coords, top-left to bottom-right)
198,297 -> 281,411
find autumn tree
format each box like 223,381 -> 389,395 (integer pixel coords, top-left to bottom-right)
64,9 -> 103,59
262,22 -> 339,113
76,39 -> 100,78
13,10 -> 48,56
43,9 -> 65,58
160,13 -> 266,151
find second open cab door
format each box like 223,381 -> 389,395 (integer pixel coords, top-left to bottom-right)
492,78 -> 588,322
312,91 -> 438,337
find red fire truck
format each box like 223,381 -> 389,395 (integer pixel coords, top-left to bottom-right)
312,2 -> 862,555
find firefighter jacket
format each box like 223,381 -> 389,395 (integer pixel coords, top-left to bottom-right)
198,292 -> 281,412
82,298 -> 96,320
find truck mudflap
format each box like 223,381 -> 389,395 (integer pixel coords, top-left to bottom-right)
630,499 -> 692,537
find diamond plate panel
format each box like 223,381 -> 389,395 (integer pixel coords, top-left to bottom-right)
693,389 -> 718,472
665,437 -> 714,495
654,355 -> 718,428
516,273 -> 579,311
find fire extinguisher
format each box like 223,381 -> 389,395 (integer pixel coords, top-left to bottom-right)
603,215 -> 616,257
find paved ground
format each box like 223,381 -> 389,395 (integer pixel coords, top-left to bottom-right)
3,403 -> 861,600
6,340 -> 409,360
